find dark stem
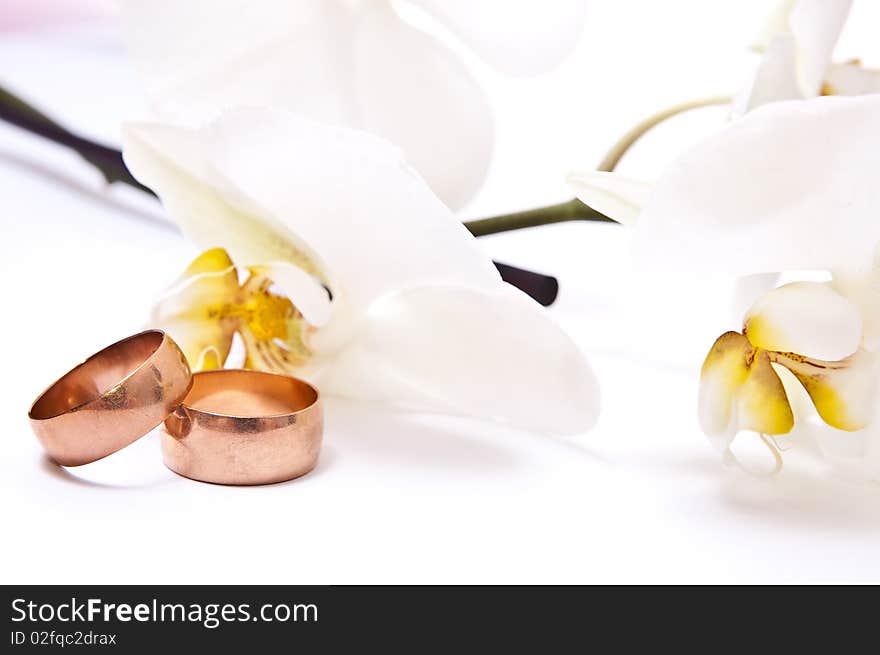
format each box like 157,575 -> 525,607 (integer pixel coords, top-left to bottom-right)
465,199 -> 615,236
0,84 -> 564,305
0,86 -> 152,193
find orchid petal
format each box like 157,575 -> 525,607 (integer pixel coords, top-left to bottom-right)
634,95 -> 880,275
353,2 -> 493,209
120,0 -> 355,125
731,273 -> 780,323
408,0 -> 588,76
751,0 -> 797,53
738,0 -> 852,112
310,284 -> 599,435
735,35 -> 801,113
743,282 -> 861,361
788,0 -> 852,97
832,257 -> 880,351
119,0 -> 492,209
565,171 -> 650,226
698,332 -> 794,451
773,348 -> 878,431
188,109 -> 500,302
151,247 -> 238,370
122,121 -> 330,288
825,61 -> 880,96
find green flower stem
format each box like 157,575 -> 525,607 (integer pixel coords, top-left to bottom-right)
596,95 -> 731,172
465,198 -> 615,236
464,95 -> 732,236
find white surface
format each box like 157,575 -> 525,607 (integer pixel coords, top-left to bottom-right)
3,1 -> 880,584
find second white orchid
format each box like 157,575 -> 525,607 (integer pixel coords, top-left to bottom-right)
629,94 -> 880,474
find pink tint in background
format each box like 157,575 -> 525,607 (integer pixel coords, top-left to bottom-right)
0,0 -> 114,32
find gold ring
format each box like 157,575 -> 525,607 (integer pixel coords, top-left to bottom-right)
29,330 -> 192,466
161,369 -> 323,485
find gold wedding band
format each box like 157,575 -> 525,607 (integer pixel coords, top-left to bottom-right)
161,369 -> 323,485
28,333 -> 323,484
28,330 -> 192,466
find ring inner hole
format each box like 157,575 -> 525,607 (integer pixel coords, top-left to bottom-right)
184,371 -> 317,417
29,332 -> 164,420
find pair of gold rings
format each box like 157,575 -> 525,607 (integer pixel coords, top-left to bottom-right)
27,330 -> 323,485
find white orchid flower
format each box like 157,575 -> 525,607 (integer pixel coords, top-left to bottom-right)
119,0 -> 589,210
121,108 -> 599,434
615,93 -> 880,473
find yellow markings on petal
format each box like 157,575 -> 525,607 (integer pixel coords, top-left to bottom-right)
741,313 -> 783,354
152,247 -> 239,371
742,281 -> 862,360
152,249 -> 314,373
182,246 -> 236,277
698,331 -> 794,442
771,350 -> 878,432
734,349 -> 794,436
700,283 -> 876,451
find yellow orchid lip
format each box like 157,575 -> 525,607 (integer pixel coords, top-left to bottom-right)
699,279 -> 879,464
152,248 -> 314,375
699,331 -> 794,441
699,328 -> 874,450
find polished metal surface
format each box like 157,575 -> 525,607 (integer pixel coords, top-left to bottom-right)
29,330 -> 192,466
162,369 -> 323,485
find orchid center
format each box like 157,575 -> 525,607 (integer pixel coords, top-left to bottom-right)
152,248 -> 316,373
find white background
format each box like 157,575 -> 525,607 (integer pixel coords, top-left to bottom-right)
3,0 -> 880,584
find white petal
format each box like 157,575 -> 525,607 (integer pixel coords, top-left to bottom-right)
310,284 -> 599,434
731,273 -> 780,324
751,0 -> 797,53
735,35 -> 802,114
119,0 -> 492,209
788,0 -> 852,96
565,171 -> 650,226
123,121 -> 331,285
832,258 -> 880,351
743,282 -> 861,360
634,95 -> 880,275
120,0 -> 357,125
825,61 -> 880,96
408,0 -> 588,76
737,0 -> 852,113
774,348 -> 878,432
353,2 -> 493,209
123,109 -> 502,345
